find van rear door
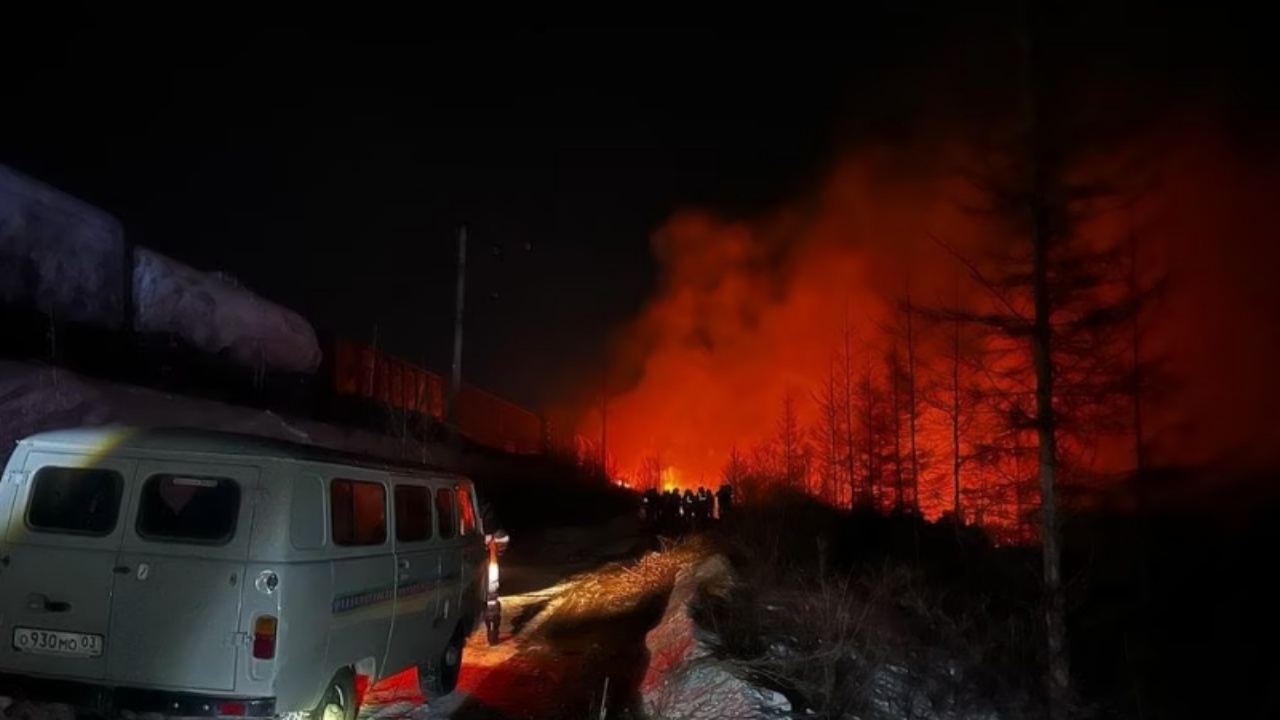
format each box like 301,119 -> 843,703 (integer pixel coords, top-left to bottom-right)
105,460 -> 257,693
383,478 -> 440,675
431,485 -> 464,629
455,482 -> 486,612
0,452 -> 135,682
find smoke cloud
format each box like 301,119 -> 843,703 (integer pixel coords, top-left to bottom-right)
579,9 -> 1280,504
581,109 -> 1280,501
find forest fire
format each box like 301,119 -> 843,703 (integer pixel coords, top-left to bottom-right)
577,113 -> 1280,536
589,155 -> 1007,515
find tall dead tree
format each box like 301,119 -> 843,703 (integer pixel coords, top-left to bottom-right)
922,271 -> 972,523
904,288 -> 921,509
812,356 -> 846,505
927,3 -> 1155,712
723,445 -> 748,488
1015,16 -> 1073,714
638,450 -> 664,491
860,357 -> 878,506
880,284 -> 924,513
1116,203 -> 1171,510
841,309 -> 860,506
889,345 -> 906,511
776,390 -> 806,490
951,309 -> 964,519
854,355 -> 895,510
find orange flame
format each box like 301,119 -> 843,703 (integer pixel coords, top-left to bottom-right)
580,116 -> 1280,534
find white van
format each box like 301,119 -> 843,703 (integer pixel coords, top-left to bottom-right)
0,426 -> 498,719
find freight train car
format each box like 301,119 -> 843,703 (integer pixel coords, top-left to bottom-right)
2,163 -> 322,376
333,341 -> 445,418
454,383 -> 544,455
331,340 -> 545,455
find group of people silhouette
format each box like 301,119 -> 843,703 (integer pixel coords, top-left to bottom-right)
640,484 -> 734,534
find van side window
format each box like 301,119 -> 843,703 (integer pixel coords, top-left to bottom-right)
435,488 -> 456,540
136,475 -> 241,544
26,467 -> 124,537
331,479 -> 387,546
394,485 -> 433,542
457,485 -> 478,536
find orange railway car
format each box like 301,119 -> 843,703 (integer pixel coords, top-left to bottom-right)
332,340 -> 542,455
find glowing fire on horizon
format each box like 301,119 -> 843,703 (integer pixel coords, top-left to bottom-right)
576,124 -> 1280,538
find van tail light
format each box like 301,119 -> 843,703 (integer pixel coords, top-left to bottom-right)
217,701 -> 247,716
488,557 -> 500,597
252,615 -> 278,660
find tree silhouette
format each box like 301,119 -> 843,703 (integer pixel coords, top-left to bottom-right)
926,4 -> 1158,713
637,449 -> 663,491
841,309 -> 860,507
775,390 -> 808,490
920,273 -> 983,523
811,356 -> 847,506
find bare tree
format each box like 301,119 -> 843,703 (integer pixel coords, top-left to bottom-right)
742,438 -> 781,502
925,4 -> 1156,713
920,273 -> 980,523
887,345 -> 906,511
904,288 -> 921,510
879,287 -> 925,514
811,356 -> 846,505
637,450 -> 664,492
851,355 -> 896,510
841,307 -> 860,507
775,390 -> 808,490
945,294 -> 965,521
722,444 -> 749,488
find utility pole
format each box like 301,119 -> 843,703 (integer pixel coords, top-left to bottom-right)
448,226 -> 467,435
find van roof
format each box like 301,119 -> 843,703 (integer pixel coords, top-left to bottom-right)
17,426 -> 467,480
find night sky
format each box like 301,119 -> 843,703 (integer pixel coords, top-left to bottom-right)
1,6 -> 1273,411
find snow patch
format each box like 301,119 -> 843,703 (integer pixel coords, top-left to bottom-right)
641,555 -> 792,720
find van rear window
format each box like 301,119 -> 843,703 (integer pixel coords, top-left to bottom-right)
26,467 -> 124,536
137,475 -> 241,544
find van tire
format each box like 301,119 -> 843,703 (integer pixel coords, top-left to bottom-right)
313,668 -> 358,720
418,622 -> 466,698
485,614 -> 500,646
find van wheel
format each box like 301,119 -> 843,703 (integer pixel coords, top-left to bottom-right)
313,668 -> 358,720
485,614 -> 501,646
418,623 -> 467,698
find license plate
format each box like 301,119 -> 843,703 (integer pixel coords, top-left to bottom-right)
12,627 -> 104,658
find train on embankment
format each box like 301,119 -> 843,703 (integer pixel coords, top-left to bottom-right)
0,162 -> 564,458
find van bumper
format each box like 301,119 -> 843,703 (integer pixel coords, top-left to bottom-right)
0,672 -> 275,717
